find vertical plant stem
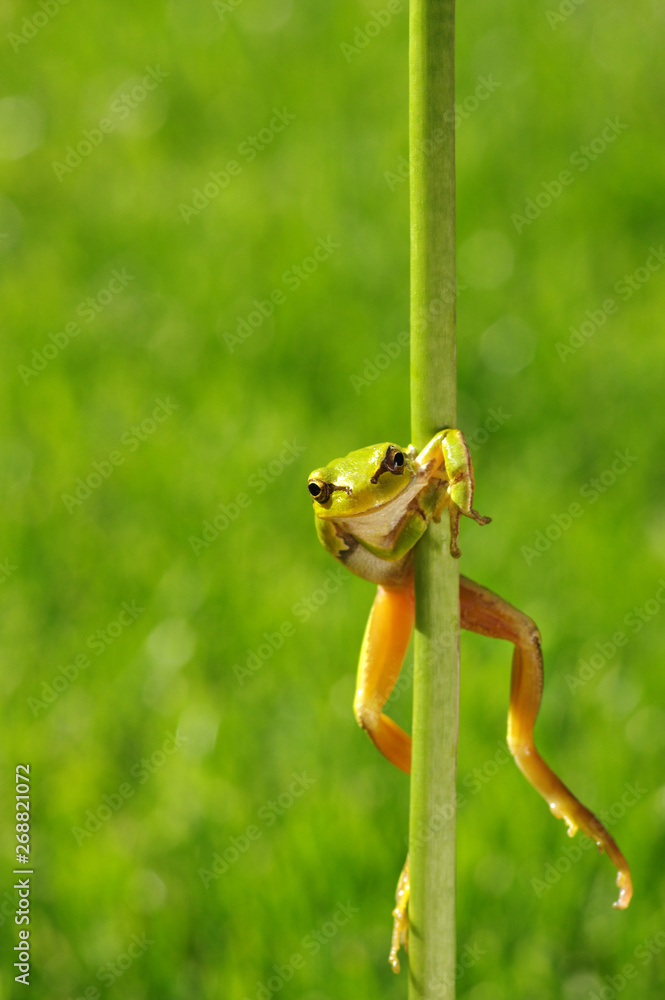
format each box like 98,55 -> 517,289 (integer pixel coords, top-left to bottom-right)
408,0 -> 458,998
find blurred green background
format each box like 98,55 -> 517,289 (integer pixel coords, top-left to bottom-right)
1,0 -> 664,997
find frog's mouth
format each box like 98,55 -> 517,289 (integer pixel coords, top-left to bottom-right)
336,475 -> 428,546
332,469 -> 424,521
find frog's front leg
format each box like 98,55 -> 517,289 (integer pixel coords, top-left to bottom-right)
417,429 -> 491,558
460,575 -> 633,909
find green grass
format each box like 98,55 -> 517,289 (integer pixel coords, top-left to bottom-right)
1,1 -> 664,997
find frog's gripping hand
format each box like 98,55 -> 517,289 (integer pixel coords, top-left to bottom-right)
353,574 -> 632,973
417,428 -> 491,558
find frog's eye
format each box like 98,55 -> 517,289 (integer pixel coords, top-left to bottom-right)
370,446 -> 406,484
308,479 -> 332,504
385,448 -> 405,473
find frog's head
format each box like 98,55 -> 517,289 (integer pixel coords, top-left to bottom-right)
307,442 -> 416,519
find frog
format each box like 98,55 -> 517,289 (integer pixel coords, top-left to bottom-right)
307,428 -> 632,973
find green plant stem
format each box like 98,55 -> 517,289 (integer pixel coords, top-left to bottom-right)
408,0 -> 458,998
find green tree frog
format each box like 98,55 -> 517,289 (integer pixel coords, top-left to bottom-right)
307,429 -> 632,972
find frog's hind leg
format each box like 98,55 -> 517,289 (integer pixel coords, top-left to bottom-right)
460,574 -> 632,910
353,576 -> 414,775
353,575 -> 414,972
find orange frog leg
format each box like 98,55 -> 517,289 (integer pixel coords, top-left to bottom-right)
352,577 -> 414,972
460,575 -> 632,910
352,572 -> 632,974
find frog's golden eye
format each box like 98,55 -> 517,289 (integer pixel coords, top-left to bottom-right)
308,479 -> 332,504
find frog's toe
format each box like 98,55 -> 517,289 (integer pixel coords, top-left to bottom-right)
389,855 -> 410,973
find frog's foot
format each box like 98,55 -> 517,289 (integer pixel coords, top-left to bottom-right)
614,868 -> 633,910
548,800 -> 633,909
389,855 -> 410,973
